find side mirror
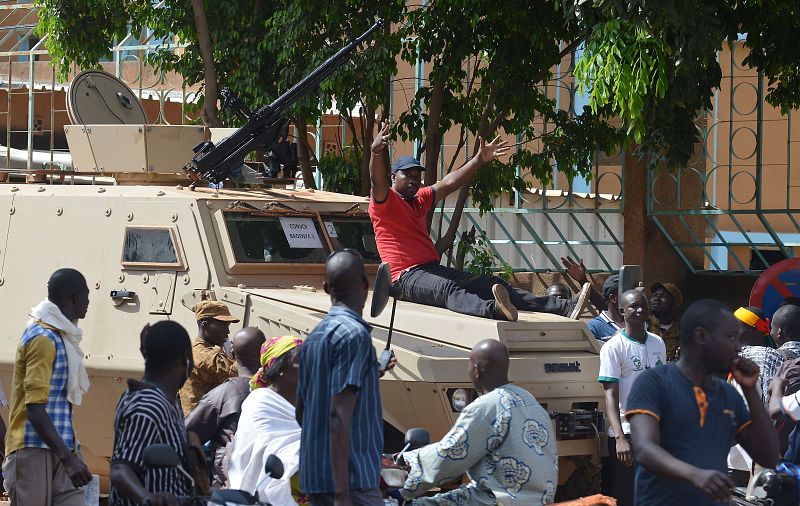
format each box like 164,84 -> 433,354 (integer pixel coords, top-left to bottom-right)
404,428 -> 430,450
143,444 -> 181,468
264,454 -> 284,480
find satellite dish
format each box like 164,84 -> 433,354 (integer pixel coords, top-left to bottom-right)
371,262 -> 392,318
68,70 -> 148,125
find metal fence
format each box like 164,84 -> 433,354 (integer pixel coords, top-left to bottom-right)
648,40 -> 800,273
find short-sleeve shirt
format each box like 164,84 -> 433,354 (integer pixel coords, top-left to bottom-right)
587,312 -> 622,342
180,338 -> 238,416
626,364 -> 751,506
298,305 -> 382,494
5,321 -> 76,455
597,330 -> 665,436
184,376 -> 251,487
110,380 -> 193,506
740,345 -> 784,403
369,186 -> 440,281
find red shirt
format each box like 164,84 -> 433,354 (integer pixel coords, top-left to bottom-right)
369,186 -> 440,281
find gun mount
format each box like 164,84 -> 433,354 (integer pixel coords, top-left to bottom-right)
184,18 -> 384,187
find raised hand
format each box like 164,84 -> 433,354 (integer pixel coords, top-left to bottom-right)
561,256 -> 588,284
477,135 -> 510,164
371,121 -> 390,155
731,356 -> 761,390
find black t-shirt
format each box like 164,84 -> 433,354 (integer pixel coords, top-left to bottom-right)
626,364 -> 750,506
110,380 -> 193,506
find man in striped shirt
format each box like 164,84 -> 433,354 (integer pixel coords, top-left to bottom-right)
110,321 -> 195,506
297,250 -> 394,506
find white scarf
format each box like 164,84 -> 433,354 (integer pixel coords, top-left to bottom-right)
28,299 -> 90,405
227,387 -> 301,505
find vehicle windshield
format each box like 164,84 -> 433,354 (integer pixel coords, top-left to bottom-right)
224,213 -> 380,264
321,217 -> 381,263
225,214 -> 328,263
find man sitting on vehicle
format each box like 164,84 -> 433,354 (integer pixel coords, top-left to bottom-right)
398,339 -> 557,505
368,122 -> 590,322
110,322 -> 196,506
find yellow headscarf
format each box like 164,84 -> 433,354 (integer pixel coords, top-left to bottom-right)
250,335 -> 304,390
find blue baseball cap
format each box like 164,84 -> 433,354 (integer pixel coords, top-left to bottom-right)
391,155 -> 425,174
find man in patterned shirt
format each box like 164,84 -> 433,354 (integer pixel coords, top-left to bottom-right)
772,304 -> 800,359
2,268 -> 92,505
399,340 -> 557,505
735,306 -> 784,403
110,321 -> 195,506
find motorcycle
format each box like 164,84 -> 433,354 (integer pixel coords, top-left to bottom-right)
380,428 -> 431,506
731,465 -> 799,506
142,444 -> 284,505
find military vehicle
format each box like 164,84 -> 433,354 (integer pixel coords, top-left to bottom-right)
0,21 -> 606,497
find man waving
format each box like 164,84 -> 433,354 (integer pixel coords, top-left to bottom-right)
368,122 -> 589,322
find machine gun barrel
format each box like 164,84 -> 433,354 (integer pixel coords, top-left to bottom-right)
185,18 -> 384,186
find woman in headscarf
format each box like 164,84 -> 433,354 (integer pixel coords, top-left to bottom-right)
226,335 -> 307,505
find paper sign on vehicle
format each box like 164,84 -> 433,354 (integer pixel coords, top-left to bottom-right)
279,217 -> 323,249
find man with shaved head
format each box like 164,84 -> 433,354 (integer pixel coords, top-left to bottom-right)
597,289 -> 666,506
773,304 -> 800,359
297,250 -> 394,506
185,326 -> 266,487
399,339 -> 557,505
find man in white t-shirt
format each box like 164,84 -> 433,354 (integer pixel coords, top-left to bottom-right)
598,289 -> 666,506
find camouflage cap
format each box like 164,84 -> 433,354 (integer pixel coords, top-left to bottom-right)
193,300 -> 240,322
650,282 -> 684,309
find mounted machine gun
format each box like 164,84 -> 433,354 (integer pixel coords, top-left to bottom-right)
185,19 -> 384,187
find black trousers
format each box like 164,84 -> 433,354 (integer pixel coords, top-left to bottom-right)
608,435 -> 635,506
395,262 -> 568,319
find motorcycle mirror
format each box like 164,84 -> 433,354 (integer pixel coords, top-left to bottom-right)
143,444 -> 181,468
264,454 -> 285,480
618,265 -> 643,300
404,428 -> 430,450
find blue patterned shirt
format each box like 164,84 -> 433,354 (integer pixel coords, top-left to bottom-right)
298,305 -> 382,493
22,322 -> 75,450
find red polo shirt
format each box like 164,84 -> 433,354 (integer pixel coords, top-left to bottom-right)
369,186 -> 440,281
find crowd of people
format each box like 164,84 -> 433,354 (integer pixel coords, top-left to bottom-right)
2,124 -> 800,506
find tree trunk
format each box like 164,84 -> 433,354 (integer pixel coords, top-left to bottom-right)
190,0 -> 223,127
293,117 -> 318,190
359,106 -> 375,196
423,82 -> 446,186
434,90 -> 500,256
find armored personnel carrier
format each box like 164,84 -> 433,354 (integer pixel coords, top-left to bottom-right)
0,24 -> 606,496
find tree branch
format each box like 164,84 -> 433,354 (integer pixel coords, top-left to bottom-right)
293,116 -> 318,190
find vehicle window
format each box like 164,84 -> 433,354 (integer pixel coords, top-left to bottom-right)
122,227 -> 181,266
225,214 -> 328,264
323,217 -> 381,264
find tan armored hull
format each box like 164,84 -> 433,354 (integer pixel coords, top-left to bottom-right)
0,183 -> 604,492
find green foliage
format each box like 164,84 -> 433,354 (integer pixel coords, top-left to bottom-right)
317,147 -> 362,195
575,20 -> 668,142
457,230 -> 513,281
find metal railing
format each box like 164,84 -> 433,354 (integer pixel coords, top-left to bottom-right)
648,40 -> 800,273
